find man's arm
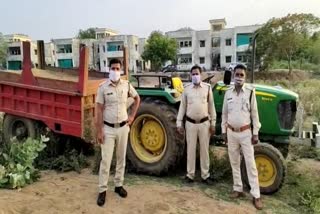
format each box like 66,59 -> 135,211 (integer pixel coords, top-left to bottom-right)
127,83 -> 141,125
251,89 -> 261,135
177,91 -> 187,127
95,86 -> 105,144
221,91 -> 228,134
208,85 -> 216,127
96,103 -> 104,132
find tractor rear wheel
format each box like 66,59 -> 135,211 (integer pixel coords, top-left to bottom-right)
127,98 -> 185,175
241,143 -> 286,194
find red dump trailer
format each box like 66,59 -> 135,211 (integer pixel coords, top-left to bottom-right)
0,41 -> 128,143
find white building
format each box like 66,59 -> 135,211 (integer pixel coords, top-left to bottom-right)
51,38 -> 96,69
95,28 -> 118,39
4,34 -> 31,43
97,35 -> 144,73
6,40 -> 38,70
166,19 -> 261,71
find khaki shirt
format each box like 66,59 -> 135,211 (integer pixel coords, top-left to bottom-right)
96,79 -> 138,123
221,84 -> 261,135
177,82 -> 216,127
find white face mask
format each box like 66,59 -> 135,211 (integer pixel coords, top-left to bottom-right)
192,75 -> 201,85
109,70 -> 121,82
234,77 -> 245,85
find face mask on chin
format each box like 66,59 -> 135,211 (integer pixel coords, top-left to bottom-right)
109,70 -> 121,82
192,75 -> 201,85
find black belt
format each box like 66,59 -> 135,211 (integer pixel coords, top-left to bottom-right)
104,121 -> 127,128
186,116 -> 209,124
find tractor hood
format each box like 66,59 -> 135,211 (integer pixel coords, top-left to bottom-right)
252,83 -> 298,101
216,81 -> 299,101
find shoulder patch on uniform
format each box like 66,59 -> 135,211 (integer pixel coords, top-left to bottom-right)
99,80 -> 107,87
227,85 -> 234,91
184,83 -> 192,88
245,84 -> 254,91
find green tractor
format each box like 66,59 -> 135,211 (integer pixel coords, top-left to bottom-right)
127,72 -> 298,194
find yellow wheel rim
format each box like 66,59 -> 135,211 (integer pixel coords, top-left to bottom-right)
256,155 -> 277,188
130,114 -> 167,163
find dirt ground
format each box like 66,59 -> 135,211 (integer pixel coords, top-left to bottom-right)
0,168 -> 259,214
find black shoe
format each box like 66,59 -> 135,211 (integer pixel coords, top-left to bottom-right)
115,186 -> 128,198
97,191 -> 106,207
202,177 -> 214,185
184,176 -> 194,183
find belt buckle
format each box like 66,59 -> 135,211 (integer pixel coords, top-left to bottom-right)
195,119 -> 201,124
234,127 -> 241,132
114,123 -> 120,128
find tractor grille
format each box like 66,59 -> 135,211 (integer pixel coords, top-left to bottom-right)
277,100 -> 297,130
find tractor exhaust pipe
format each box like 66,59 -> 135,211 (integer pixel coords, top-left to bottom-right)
250,33 -> 259,83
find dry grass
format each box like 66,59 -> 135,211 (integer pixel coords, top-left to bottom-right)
255,70 -> 320,129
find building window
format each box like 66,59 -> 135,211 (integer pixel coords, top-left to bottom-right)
97,46 -> 100,53
135,44 -> 138,51
178,55 -> 192,64
212,37 -> 220,47
226,56 -> 232,63
249,37 -> 253,44
226,39 -> 232,46
103,45 -> 106,53
200,40 -> 205,47
212,24 -> 223,31
57,44 -> 72,53
179,40 -> 192,48
107,43 -> 124,52
237,55 -> 242,62
34,49 -> 37,55
200,57 -> 205,64
103,60 -> 106,67
8,47 -> 21,55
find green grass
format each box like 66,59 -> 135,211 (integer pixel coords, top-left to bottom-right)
271,60 -> 320,73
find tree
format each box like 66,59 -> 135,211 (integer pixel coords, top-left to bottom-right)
142,31 -> 178,71
77,28 -> 96,39
255,13 -> 320,74
308,37 -> 320,65
0,33 -> 8,68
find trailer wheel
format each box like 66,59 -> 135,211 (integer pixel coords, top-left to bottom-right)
3,114 -> 38,144
241,143 -> 286,194
127,98 -> 185,175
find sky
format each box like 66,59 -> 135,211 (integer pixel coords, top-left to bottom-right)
0,0 -> 319,41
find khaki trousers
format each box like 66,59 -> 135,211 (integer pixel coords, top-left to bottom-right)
227,128 -> 260,198
99,124 -> 130,193
185,120 -> 210,180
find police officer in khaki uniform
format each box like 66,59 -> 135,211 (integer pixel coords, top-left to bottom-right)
221,64 -> 262,210
95,58 -> 140,207
177,65 -> 216,184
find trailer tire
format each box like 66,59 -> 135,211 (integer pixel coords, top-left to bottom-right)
3,114 -> 38,144
241,143 -> 286,195
127,98 -> 185,175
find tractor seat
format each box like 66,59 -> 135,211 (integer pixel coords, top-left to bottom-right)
172,77 -> 184,98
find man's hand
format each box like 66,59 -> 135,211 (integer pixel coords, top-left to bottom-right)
127,115 -> 135,126
209,126 -> 215,136
252,135 -> 259,145
177,126 -> 185,135
222,133 -> 227,145
97,129 -> 104,144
